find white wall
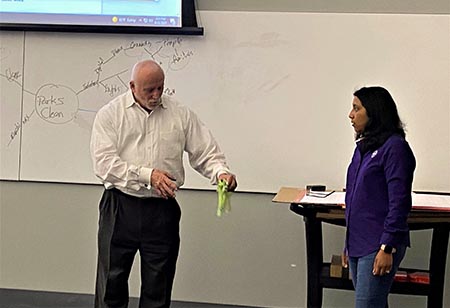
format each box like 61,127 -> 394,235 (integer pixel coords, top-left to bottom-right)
2,181 -> 448,307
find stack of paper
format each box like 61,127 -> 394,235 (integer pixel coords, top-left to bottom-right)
300,191 -> 346,205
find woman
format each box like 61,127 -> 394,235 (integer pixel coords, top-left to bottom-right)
342,86 -> 416,308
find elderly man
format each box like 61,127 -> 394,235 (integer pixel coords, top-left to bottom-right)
91,60 -> 237,307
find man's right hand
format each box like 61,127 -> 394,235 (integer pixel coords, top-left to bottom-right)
151,169 -> 177,199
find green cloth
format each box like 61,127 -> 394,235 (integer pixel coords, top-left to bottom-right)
216,179 -> 231,217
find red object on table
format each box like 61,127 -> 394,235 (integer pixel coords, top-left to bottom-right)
408,272 -> 430,284
394,270 -> 408,282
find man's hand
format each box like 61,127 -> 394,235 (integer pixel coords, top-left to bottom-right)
151,169 -> 177,199
218,173 -> 237,191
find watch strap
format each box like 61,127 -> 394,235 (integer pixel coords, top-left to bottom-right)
380,244 -> 396,254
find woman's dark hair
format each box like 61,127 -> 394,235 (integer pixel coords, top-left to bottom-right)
354,86 -> 405,153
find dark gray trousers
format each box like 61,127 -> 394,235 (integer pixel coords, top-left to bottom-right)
95,189 -> 181,308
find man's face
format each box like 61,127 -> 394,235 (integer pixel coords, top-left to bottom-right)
130,73 -> 164,110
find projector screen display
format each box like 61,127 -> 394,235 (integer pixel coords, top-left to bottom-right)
1,0 -> 182,28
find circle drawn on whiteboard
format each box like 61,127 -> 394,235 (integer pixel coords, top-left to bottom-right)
35,84 -> 79,124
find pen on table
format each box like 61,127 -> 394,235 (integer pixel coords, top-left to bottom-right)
307,190 -> 335,198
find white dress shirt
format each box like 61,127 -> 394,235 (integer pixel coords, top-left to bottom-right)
90,90 -> 231,197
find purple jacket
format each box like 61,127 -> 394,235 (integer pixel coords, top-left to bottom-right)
345,135 -> 416,257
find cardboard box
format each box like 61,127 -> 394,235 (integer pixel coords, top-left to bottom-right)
272,187 -> 305,203
273,186 -> 345,207
330,255 -> 343,278
329,254 -> 351,280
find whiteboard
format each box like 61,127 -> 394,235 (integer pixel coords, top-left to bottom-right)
1,11 -> 449,193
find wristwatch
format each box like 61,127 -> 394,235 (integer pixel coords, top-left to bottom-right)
380,244 -> 396,254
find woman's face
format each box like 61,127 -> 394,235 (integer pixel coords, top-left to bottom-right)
349,96 -> 369,134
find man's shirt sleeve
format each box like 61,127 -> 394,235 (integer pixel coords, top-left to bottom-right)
183,109 -> 231,184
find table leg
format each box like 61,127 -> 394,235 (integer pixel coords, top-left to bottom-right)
304,213 -> 323,308
427,224 -> 450,308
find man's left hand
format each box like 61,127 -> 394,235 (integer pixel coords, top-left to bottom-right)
218,173 -> 237,191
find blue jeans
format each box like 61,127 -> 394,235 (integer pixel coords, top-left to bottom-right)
349,246 -> 406,308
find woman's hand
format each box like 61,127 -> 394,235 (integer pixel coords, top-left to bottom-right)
341,251 -> 348,268
372,250 -> 393,276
